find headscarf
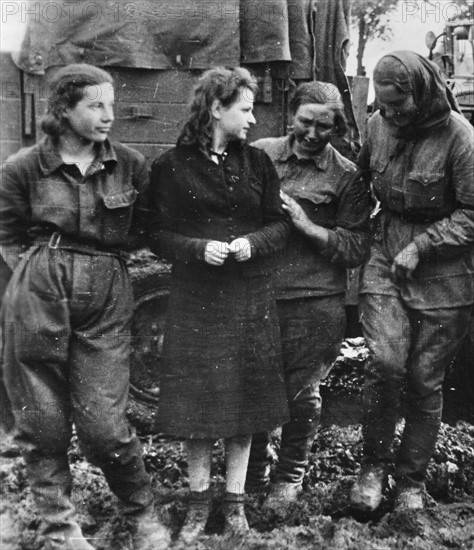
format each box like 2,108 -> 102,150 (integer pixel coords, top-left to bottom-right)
373,50 -> 461,141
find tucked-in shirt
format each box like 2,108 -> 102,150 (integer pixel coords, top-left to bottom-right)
147,141 -> 290,280
0,137 -> 149,250
252,136 -> 371,299
359,110 -> 474,308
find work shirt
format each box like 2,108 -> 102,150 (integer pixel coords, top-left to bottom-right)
359,111 -> 474,308
0,137 -> 149,251
148,141 -> 290,280
252,136 -> 371,299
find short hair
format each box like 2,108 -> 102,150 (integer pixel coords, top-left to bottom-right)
177,67 -> 258,152
289,81 -> 348,137
41,63 -> 114,137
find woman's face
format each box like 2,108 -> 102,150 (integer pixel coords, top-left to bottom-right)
215,88 -> 256,142
62,82 -> 115,143
292,103 -> 335,156
374,83 -> 418,128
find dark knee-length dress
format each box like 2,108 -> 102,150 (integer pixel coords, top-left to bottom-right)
148,142 -> 290,438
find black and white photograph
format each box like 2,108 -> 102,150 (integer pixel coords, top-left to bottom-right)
0,1 -> 473,548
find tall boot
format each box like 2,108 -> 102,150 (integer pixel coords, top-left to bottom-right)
178,489 -> 212,545
222,492 -> 249,537
25,455 -> 94,550
245,432 -> 273,493
97,438 -> 170,550
395,406 -> 441,486
265,418 -> 317,509
127,503 -> 171,550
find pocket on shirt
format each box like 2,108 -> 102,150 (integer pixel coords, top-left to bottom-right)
369,157 -> 392,203
291,188 -> 332,206
103,188 -> 138,209
405,170 -> 445,210
101,188 -> 138,242
249,178 -> 263,198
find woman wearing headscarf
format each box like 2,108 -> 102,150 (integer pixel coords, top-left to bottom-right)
147,67 -> 290,542
350,51 -> 474,512
245,81 -> 371,507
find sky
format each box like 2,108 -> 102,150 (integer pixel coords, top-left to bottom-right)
345,0 -> 462,100
347,0 -> 455,72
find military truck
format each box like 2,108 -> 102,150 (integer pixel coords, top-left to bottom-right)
426,19 -> 474,123
1,0 -> 364,428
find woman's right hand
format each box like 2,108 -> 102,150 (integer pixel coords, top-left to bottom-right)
204,240 -> 230,265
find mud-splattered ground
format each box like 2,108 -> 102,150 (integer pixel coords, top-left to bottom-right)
2,340 -> 474,549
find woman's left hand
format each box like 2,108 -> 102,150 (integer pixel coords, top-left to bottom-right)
229,238 -> 252,262
280,191 -> 311,232
391,242 -> 420,280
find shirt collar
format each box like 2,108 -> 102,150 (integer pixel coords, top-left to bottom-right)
39,137 -> 117,176
276,135 -> 331,171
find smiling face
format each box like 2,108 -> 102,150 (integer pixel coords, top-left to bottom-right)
62,82 -> 115,144
292,103 -> 335,157
214,87 -> 256,143
374,83 -> 418,129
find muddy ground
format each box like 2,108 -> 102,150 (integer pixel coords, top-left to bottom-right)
1,339 -> 474,549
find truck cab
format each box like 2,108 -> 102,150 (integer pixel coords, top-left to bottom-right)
427,20 -> 474,124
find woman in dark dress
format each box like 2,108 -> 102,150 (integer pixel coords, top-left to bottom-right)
148,67 -> 290,542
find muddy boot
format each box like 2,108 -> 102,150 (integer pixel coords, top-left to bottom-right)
266,418 -> 316,511
178,489 -> 211,545
222,493 -> 249,537
245,432 -> 273,493
263,481 -> 302,511
42,524 -> 95,550
128,504 -> 171,550
350,464 -> 386,512
394,481 -> 424,511
26,456 -> 94,550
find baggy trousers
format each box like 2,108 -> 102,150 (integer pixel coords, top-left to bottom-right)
248,296 -> 346,485
2,246 -> 153,533
360,293 -> 471,485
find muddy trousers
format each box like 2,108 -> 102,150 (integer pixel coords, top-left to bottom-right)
2,249 -> 154,538
248,297 -> 346,486
360,293 -> 472,485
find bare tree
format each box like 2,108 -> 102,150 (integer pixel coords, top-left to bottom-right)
351,0 -> 400,76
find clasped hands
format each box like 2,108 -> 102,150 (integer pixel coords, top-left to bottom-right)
204,238 -> 251,266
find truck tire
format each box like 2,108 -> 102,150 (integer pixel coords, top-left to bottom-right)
127,251 -> 171,433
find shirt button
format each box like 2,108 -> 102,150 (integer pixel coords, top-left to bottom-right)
228,186 -> 234,192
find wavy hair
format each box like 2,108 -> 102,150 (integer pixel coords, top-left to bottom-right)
289,81 -> 348,138
177,67 -> 258,152
41,64 -> 114,137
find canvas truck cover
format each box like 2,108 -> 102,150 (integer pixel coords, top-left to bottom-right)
12,0 -> 354,99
